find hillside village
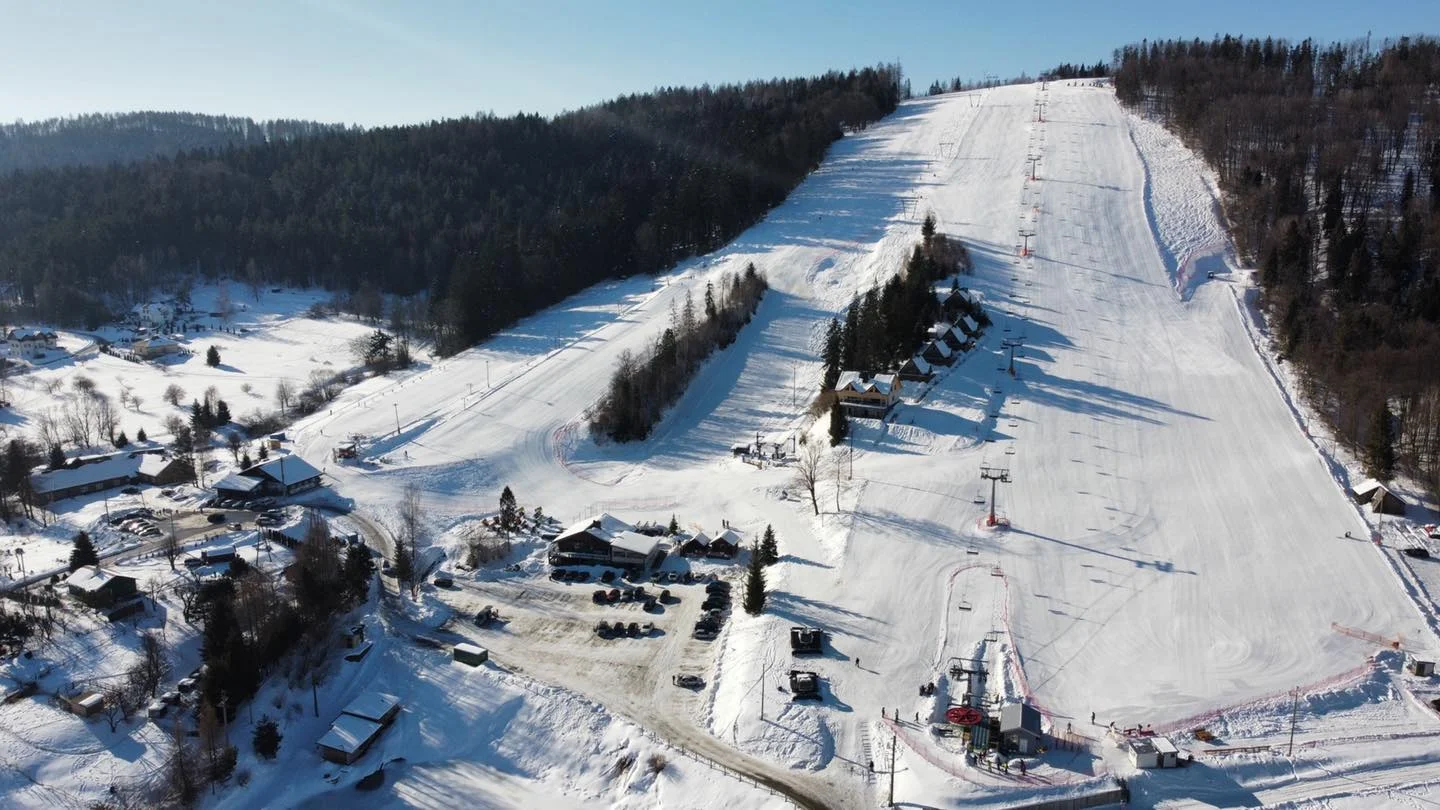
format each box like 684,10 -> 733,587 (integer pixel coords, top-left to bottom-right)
1,77 -> 1440,810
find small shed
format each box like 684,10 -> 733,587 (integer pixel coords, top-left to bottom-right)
453,643 -> 489,667
1408,657 -> 1435,677
65,691 -> 105,717
790,626 -> 824,655
1128,735 -> 1180,769
316,714 -> 385,764
341,624 -> 366,649
1351,479 -> 1405,515
999,701 -> 1044,754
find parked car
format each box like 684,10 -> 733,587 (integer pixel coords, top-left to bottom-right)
146,700 -> 168,720
626,622 -> 641,637
639,622 -> 654,636
1403,547 -> 1431,559
600,570 -> 616,583
606,588 -> 620,603
592,590 -> 608,604
475,605 -> 496,626
692,624 -> 717,640
595,620 -> 612,638
702,598 -> 729,612
121,486 -> 141,495
176,677 -> 197,694
673,674 -> 705,689
206,513 -> 227,524
643,598 -> 662,613
659,589 -> 673,603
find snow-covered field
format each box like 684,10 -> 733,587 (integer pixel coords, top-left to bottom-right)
5,81 -> 1440,809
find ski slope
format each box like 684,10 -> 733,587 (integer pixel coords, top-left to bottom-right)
283,82 -> 1436,809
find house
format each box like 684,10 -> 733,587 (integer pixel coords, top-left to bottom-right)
790,626 -> 824,655
677,531 -> 712,557
833,371 -> 903,418
453,643 -> 489,666
30,451 -> 144,504
1127,735 -> 1180,769
67,566 -> 139,609
240,454 -> 323,496
939,288 -> 976,319
920,340 -> 955,367
958,314 -> 981,338
316,714 -> 386,764
999,701 -> 1044,754
931,323 -> 967,352
6,328 -> 58,360
1351,479 -> 1405,515
708,528 -> 741,559
131,335 -> 181,359
137,454 -> 193,485
897,355 -> 933,382
548,513 -> 665,571
131,301 -> 176,329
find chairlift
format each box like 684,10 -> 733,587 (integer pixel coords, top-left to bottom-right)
957,600 -> 973,612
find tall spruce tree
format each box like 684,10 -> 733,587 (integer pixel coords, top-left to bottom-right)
498,486 -> 519,534
760,524 -> 779,566
828,398 -> 850,447
822,318 -> 843,390
743,543 -> 767,615
69,531 -> 99,571
1364,402 -> 1397,481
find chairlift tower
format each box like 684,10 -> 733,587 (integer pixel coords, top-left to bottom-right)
1026,154 -> 1040,181
1001,337 -> 1025,377
979,465 -> 1011,527
1018,229 -> 1036,257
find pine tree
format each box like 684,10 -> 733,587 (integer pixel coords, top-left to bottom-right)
742,543 -> 767,615
392,538 -> 414,590
240,452 -> 252,469
113,430 -> 129,448
922,212 -> 936,245
205,345 -> 220,367
252,716 -> 282,760
342,544 -> 376,603
215,400 -> 231,425
822,318 -> 842,390
498,486 -> 519,534
258,443 -> 269,461
760,524 -> 778,566
69,531 -> 99,571
1365,401 -> 1397,481
48,444 -> 65,470
135,427 -> 147,443
828,398 -> 850,447
667,514 -> 679,535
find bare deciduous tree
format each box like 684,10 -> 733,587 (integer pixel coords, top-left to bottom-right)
274,379 -> 294,416
163,383 -> 186,407
793,439 -> 824,516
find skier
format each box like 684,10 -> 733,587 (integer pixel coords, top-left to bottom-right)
1090,711 -> 1095,724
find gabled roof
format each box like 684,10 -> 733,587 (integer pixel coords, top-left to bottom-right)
687,531 -> 713,547
7,328 -> 56,341
243,454 -> 322,485
68,566 -> 132,593
713,527 -> 743,547
317,714 -> 383,755
137,454 -> 183,478
902,356 -> 932,374
835,371 -> 900,397
558,513 -> 635,544
31,452 -> 145,495
960,315 -> 980,334
1351,479 -> 1387,498
340,691 -> 400,723
923,340 -> 953,358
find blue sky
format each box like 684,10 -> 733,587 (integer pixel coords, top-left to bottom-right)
2,0 -> 1437,127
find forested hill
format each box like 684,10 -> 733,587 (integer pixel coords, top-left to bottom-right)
0,112 -> 350,172
1113,36 -> 1440,497
0,66 -> 903,352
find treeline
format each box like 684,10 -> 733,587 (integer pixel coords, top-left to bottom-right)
822,216 -> 978,385
590,265 -> 768,442
1112,35 -> 1440,496
1043,61 -> 1110,80
0,111 -> 350,173
0,67 -> 903,351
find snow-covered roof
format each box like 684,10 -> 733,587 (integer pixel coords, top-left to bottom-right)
714,528 -> 743,546
340,691 -> 401,723
134,335 -> 179,348
245,454 -> 322,484
835,371 -> 900,397
558,513 -> 635,544
760,429 -> 793,447
68,566 -> 131,593
316,714 -> 383,755
76,692 -> 104,710
925,340 -> 953,358
1151,736 -> 1178,754
610,530 -> 660,557
213,473 -> 262,493
904,356 -> 932,374
961,315 -> 979,334
1351,478 -> 1388,498
454,643 -> 486,657
137,454 -> 177,478
7,328 -> 56,341
31,453 -> 144,495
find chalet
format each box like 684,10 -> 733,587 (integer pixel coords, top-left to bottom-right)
240,454 -> 323,496
213,473 -> 263,501
678,531 -> 712,557
709,528 -> 741,559
833,371 -> 903,418
548,513 -> 665,571
30,450 -> 166,504
897,355 -> 933,382
920,340 -> 955,367
999,701 -> 1044,754
137,454 -> 192,485
958,315 -> 981,338
131,335 -> 181,359
1351,479 -> 1405,515
5,328 -> 58,360
131,301 -> 176,329
931,322 -> 967,352
939,288 -> 975,319
67,566 -> 139,609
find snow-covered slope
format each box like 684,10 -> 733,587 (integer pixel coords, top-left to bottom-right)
277,82 -> 1437,809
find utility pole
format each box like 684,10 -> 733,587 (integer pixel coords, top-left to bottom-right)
393,403 -> 400,437
888,733 -> 897,807
486,360 -> 491,389
848,430 -> 854,480
979,466 -> 1011,527
1288,687 -> 1299,756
